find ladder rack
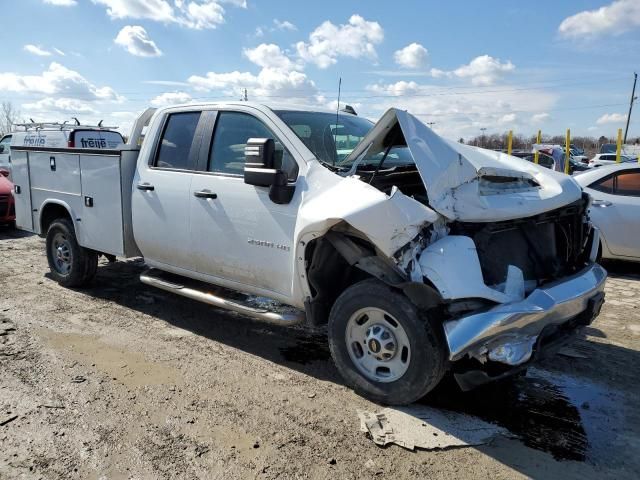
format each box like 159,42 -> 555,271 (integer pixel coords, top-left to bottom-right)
13,121 -> 119,131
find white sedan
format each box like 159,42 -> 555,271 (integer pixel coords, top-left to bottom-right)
575,164 -> 640,262
589,153 -> 634,168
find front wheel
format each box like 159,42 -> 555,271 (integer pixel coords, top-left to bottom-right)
328,279 -> 447,405
45,218 -> 98,288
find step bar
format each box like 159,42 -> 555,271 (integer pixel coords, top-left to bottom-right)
140,269 -> 305,326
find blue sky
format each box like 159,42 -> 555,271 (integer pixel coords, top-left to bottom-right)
1,0 -> 639,140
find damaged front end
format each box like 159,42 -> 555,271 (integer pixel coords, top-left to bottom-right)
335,107 -> 607,390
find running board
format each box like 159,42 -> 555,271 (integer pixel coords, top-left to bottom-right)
140,269 -> 305,326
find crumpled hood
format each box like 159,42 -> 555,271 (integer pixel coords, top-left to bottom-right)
346,108 -> 583,222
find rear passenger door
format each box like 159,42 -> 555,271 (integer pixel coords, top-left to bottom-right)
132,110 -> 206,271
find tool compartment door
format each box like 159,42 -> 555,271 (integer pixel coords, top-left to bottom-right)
9,149 -> 33,231
78,153 -> 125,256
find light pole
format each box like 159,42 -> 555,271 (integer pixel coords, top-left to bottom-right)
479,127 -> 487,147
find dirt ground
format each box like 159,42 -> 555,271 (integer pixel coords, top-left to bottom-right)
1,226 -> 639,480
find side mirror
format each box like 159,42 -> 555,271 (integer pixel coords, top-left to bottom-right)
0,145 -> 4,153
244,138 -> 295,204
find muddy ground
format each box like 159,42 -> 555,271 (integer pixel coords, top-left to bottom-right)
1,226 -> 639,479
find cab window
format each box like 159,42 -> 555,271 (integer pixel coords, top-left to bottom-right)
0,135 -> 11,154
154,112 -> 201,170
208,111 -> 298,180
590,174 -> 614,194
615,171 -> 640,196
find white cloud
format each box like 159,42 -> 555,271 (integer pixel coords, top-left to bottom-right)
150,91 -> 193,107
189,68 -> 317,100
452,55 -> 515,86
499,113 -> 517,124
114,26 -> 163,57
274,19 -> 297,31
23,97 -> 97,114
190,40 -> 317,100
596,112 -> 627,124
296,15 -> 384,68
532,112 -> 551,123
0,62 -> 123,102
363,80 -> 557,140
559,0 -> 640,38
92,0 -> 244,29
24,45 -> 52,56
243,43 -> 299,71
43,0 -> 77,6
394,43 -> 428,69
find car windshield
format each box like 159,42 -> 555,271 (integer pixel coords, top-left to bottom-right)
274,110 -> 374,166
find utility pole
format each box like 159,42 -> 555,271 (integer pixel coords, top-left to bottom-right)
624,72 -> 637,143
479,127 -> 487,147
243,88 -> 248,101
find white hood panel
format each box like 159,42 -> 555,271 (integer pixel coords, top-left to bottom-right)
347,108 -> 583,222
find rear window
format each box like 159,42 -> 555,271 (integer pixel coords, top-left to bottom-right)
154,112 -> 201,170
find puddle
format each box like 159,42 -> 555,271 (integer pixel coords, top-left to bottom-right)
39,329 -> 183,387
279,334 -> 331,365
422,368 -> 622,463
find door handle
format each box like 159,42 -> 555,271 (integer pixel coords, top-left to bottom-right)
193,190 -> 218,199
137,182 -> 155,191
592,199 -> 612,207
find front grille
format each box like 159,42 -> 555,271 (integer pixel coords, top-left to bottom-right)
451,195 -> 591,287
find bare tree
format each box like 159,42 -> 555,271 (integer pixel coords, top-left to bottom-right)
0,101 -> 20,135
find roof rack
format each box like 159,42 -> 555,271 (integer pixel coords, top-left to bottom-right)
13,120 -> 119,131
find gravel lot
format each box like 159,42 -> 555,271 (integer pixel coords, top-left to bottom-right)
1,226 -> 639,479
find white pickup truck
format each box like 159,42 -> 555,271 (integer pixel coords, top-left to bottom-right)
11,102 -> 606,404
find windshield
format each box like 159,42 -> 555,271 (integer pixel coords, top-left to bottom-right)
274,110 -> 373,165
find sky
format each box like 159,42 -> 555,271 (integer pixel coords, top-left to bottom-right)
1,0 -> 639,141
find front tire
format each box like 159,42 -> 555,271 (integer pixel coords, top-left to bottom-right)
328,279 -> 447,405
45,218 -> 98,287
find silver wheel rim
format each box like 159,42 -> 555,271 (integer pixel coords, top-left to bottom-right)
51,232 -> 72,275
345,307 -> 411,383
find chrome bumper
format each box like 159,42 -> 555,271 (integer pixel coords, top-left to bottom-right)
444,263 -> 607,366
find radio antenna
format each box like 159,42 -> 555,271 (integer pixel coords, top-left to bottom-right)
333,77 -> 342,166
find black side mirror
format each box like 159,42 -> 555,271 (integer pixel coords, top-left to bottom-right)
244,138 -> 295,204
0,145 -> 5,154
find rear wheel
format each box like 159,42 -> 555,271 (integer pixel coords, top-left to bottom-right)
328,279 -> 447,405
46,218 -> 98,287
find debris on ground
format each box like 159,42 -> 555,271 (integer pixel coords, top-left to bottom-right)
358,406 -> 507,451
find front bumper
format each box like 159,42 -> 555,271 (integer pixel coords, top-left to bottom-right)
443,262 -> 607,367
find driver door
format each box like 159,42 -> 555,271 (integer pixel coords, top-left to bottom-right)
189,109 -> 302,297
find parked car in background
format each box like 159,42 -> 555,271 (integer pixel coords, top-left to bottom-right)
565,147 -> 589,165
570,144 -> 585,156
600,143 -> 616,154
513,148 -> 588,174
0,134 -> 12,175
0,168 -> 15,227
575,164 -> 640,262
589,153 -> 634,168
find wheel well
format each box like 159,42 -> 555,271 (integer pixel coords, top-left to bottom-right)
40,203 -> 72,236
304,234 -> 375,326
